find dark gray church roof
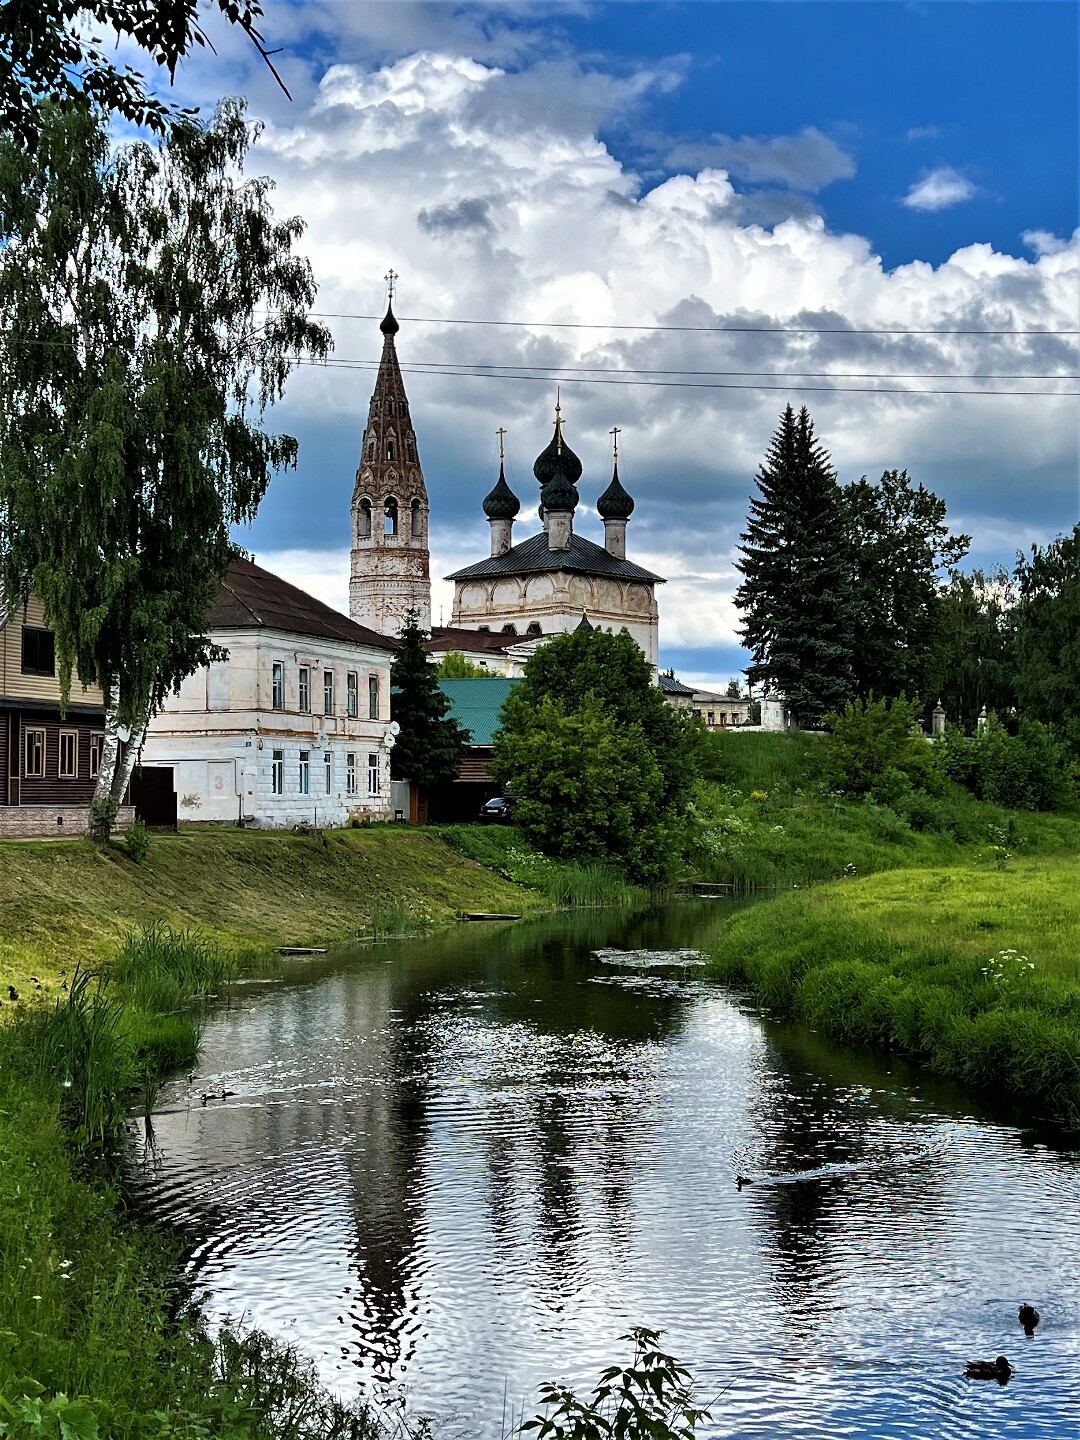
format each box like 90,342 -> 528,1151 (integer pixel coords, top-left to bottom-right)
446,530 -> 665,583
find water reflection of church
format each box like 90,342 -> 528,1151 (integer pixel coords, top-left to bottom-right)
348,284 -> 664,667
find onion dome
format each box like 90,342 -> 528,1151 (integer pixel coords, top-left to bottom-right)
540,462 -> 579,514
596,460 -> 635,520
483,462 -> 521,520
575,610 -> 593,632
380,299 -> 400,336
533,419 -> 582,487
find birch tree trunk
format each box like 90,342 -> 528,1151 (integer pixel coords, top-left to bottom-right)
109,703 -> 150,810
92,677 -> 122,810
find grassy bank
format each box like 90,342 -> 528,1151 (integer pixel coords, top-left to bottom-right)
707,857 -> 1080,1122
692,731 -> 1080,891
0,826 -> 538,997
431,824 -> 648,907
0,929 -> 384,1440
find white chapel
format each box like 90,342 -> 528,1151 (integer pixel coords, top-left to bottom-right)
349,293 -> 664,667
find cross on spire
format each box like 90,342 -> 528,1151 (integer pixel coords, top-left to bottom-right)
554,387 -> 563,455
496,426 -> 507,461
384,268 -> 398,301
610,425 -> 621,462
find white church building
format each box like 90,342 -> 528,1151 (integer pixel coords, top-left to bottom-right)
349,293 -> 664,663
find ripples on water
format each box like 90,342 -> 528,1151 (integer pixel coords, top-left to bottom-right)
134,905 -> 1080,1439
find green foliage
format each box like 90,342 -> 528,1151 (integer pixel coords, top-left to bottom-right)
520,1327 -> 710,1440
87,797 -> 118,844
435,650 -> 490,679
493,627 -> 701,882
121,821 -> 150,866
493,695 -> 675,883
844,468 -> 970,700
735,405 -> 856,727
706,860 -> 1080,1122
817,696 -> 945,805
0,5 -> 282,147
942,716 -> 1075,811
390,611 -> 468,785
110,924 -> 235,1014
434,826 -> 645,907
0,99 -> 330,798
921,568 -> 1016,729
1012,523 -> 1080,744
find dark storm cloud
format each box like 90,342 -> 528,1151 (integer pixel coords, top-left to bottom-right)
418,197 -> 494,236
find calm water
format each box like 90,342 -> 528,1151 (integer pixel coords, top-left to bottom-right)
134,904 -> 1080,1438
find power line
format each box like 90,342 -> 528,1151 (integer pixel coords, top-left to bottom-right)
300,356 -> 1079,398
306,310 -> 1080,338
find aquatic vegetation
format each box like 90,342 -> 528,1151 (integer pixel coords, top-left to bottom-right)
435,826 -> 646,908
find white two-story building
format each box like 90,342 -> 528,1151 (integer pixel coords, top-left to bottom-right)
142,558 -> 398,827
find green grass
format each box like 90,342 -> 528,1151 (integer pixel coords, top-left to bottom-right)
691,732 -> 1080,892
707,857 -> 1080,1122
0,826 -> 538,996
431,824 -> 648,907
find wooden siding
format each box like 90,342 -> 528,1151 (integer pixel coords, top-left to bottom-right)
0,595 -> 104,706
1,705 -> 107,806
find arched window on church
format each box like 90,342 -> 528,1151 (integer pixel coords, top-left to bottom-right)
500,623 -> 517,635
384,497 -> 398,537
526,621 -> 542,636
367,437 -> 376,463
406,436 -> 415,462
357,498 -> 372,539
386,437 -> 396,461
411,499 -> 422,539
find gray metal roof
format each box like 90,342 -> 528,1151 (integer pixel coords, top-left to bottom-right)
212,559 -> 398,652
446,531 -> 664,584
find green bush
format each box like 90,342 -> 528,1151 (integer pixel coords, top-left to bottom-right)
817,696 -> 944,802
121,819 -> 150,864
943,716 -> 1076,811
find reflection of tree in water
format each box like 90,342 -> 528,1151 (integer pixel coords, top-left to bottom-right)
745,1025 -> 953,1338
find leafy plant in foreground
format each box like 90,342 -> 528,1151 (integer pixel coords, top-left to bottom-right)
520,1327 -> 712,1440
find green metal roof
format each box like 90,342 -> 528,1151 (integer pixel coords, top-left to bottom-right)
438,677 -> 518,746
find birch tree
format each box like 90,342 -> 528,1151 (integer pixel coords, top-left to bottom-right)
0,98 -> 331,829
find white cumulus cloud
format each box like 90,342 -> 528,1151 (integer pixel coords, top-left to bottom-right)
902,166 -> 977,211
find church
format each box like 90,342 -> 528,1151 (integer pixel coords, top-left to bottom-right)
349,291 -> 664,666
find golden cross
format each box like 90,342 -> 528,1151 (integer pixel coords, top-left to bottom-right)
610,425 -> 621,462
384,268 -> 398,300
554,386 -> 563,454
496,426 -> 507,461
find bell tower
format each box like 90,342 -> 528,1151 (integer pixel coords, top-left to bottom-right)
349,271 -> 432,635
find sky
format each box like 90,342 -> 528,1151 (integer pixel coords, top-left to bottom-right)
134,0 -> 1078,683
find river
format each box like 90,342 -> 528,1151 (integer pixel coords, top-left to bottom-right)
134,902 -> 1080,1438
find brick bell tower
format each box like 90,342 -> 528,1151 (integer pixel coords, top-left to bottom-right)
349,271 -> 432,635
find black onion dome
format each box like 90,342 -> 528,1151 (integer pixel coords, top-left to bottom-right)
596,461 -> 634,520
483,462 -> 521,519
575,610 -> 593,632
533,425 -> 583,487
540,463 -> 579,513
380,299 -> 400,336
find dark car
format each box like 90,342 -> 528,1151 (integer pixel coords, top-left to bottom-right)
479,795 -> 514,824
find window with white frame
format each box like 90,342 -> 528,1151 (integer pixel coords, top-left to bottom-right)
58,729 -> 78,778
367,753 -> 380,795
346,753 -> 357,796
271,749 -> 284,795
89,732 -> 104,777
323,670 -> 335,716
368,674 -> 379,720
298,750 -> 310,795
298,667 -> 311,714
325,749 -> 333,792
346,672 -> 358,717
24,728 -> 45,778
272,661 -> 285,710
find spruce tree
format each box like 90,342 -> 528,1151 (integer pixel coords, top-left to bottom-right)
390,612 -> 468,785
735,405 -> 856,727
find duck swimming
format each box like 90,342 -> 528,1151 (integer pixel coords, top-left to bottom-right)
1018,1304 -> 1040,1334
736,1175 -> 753,1190
965,1356 -> 1012,1383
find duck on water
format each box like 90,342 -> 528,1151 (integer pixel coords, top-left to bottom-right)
964,1356 -> 1012,1384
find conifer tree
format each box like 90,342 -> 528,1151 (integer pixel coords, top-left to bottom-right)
735,405 -> 856,727
390,612 -> 468,785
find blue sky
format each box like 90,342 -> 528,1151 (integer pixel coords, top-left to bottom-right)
152,0 -> 1078,682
